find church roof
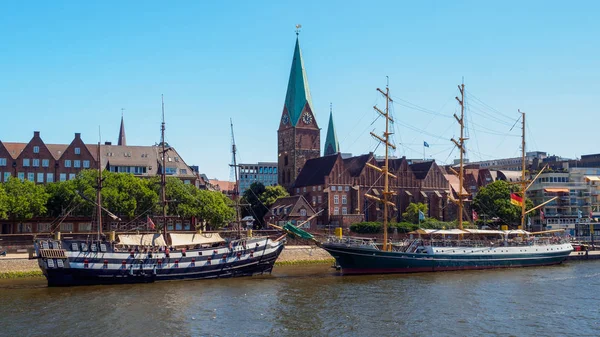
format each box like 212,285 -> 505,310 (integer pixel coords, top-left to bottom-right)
343,153 -> 372,177
324,107 -> 339,156
284,37 -> 314,127
293,154 -> 338,188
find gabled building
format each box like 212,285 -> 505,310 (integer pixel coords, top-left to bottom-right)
278,34 -> 321,190
264,195 -> 317,229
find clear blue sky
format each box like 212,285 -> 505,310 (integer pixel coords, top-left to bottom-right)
1,1 -> 598,180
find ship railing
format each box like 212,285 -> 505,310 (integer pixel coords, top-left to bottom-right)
327,236 -> 378,249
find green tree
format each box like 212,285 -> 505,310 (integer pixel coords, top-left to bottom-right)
3,177 -> 49,220
260,185 -> 289,208
241,182 -> 268,226
402,202 -> 428,224
472,180 -> 534,226
0,183 -> 8,219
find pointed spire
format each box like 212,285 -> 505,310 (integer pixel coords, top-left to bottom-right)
118,109 -> 126,146
324,103 -> 340,156
283,33 -> 314,127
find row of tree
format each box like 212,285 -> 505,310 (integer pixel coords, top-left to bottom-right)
0,170 -> 235,229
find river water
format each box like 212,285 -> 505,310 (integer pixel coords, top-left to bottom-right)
1,261 -> 599,337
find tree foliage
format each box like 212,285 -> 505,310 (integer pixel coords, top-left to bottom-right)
241,182 -> 289,227
3,178 -> 49,220
472,180 -> 534,226
0,184 -> 8,219
401,202 -> 428,224
260,185 -> 289,208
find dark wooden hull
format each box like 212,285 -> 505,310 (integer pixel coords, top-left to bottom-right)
321,243 -> 572,275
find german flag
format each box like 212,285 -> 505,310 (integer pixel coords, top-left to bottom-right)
510,193 -> 523,207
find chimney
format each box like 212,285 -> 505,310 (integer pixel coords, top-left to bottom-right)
34,131 -> 40,137
105,141 -> 112,145
75,133 -> 81,139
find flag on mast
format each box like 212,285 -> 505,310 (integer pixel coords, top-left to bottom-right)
510,193 -> 523,207
147,215 -> 156,230
472,210 -> 479,221
423,141 -> 430,148
418,210 -> 425,221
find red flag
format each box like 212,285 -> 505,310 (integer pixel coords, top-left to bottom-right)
472,210 -> 479,221
510,193 -> 523,207
540,211 -> 544,221
147,215 -> 156,230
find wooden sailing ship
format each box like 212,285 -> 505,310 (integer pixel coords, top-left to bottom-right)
31,97 -> 285,286
319,83 -> 573,274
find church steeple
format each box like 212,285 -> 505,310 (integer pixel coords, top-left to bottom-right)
283,35 -> 314,127
118,109 -> 126,146
277,28 -> 321,190
324,103 -> 339,156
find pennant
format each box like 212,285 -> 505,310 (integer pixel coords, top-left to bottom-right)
418,210 -> 425,221
510,193 -> 523,207
147,215 -> 156,230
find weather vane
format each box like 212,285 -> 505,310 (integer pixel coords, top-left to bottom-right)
295,24 -> 302,36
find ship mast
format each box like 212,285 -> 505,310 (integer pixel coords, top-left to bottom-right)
452,83 -> 467,230
230,118 -> 242,238
520,109 -> 527,229
364,81 -> 396,252
161,95 -> 168,239
96,133 -> 103,241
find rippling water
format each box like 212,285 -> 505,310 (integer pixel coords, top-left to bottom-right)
1,261 -> 599,337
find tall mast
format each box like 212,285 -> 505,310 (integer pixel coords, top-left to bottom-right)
520,110 -> 526,229
364,80 -> 396,252
96,130 -> 102,241
161,95 -> 167,238
452,83 -> 467,230
230,118 -> 241,238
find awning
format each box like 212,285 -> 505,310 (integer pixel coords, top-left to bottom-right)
169,233 -> 224,247
117,234 -> 167,247
434,190 -> 442,198
585,176 -> 600,182
405,190 -> 413,196
420,191 -> 428,198
544,188 -> 569,193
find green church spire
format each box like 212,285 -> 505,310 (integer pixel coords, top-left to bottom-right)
283,35 -> 314,127
324,103 -> 339,156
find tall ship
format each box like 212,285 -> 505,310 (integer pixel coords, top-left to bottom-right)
319,83 -> 573,274
31,97 -> 285,286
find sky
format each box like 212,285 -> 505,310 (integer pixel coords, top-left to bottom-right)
1,1 -> 598,181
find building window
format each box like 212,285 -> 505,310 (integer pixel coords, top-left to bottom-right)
74,147 -> 81,155
73,160 -> 80,168
69,173 -> 76,180
37,173 -> 44,183
318,185 -> 322,191
27,172 -> 34,181
334,195 -> 339,204
0,158 -> 6,166
60,223 -> 74,232
33,146 -> 39,153
342,195 -> 347,204
312,196 -> 316,204
42,159 -> 49,167
4,172 -> 10,182
332,186 -> 336,191
334,207 -> 339,215
60,173 -> 67,181
37,223 -> 51,232
47,173 -> 54,183
317,195 -> 322,203
284,156 -> 288,166
18,172 -> 24,181
300,209 -> 307,216
32,159 -> 40,167
64,160 -> 71,168
342,207 -> 348,215
184,180 -> 191,184
303,187 -> 307,193
296,188 -> 300,194
83,160 -> 90,168
180,169 -> 187,174
23,158 -> 30,167
345,186 -> 349,192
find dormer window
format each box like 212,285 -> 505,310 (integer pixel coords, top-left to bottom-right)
33,146 -> 39,153
74,147 -> 81,155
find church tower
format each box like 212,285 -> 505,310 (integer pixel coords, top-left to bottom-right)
278,33 -> 320,190
323,103 -> 340,156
